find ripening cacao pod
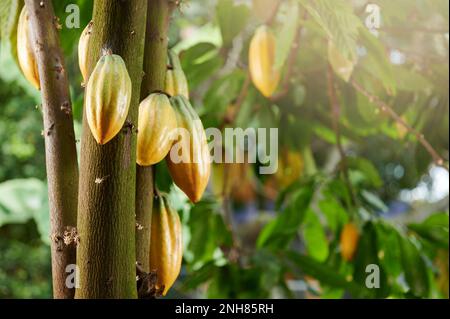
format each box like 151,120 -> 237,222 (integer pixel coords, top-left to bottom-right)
78,21 -> 92,83
249,25 -> 280,97
86,51 -> 132,145
328,40 -> 356,82
340,223 -> 360,261
17,6 -> 40,90
137,93 -> 177,166
166,96 -> 211,203
165,50 -> 189,98
149,192 -> 183,296
275,149 -> 304,188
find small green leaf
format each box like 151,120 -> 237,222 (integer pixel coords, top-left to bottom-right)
216,0 -> 250,47
274,1 -> 299,69
398,234 -> 430,297
302,208 -> 329,262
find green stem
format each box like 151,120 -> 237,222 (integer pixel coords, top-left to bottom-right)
75,0 -> 147,299
135,0 -> 174,273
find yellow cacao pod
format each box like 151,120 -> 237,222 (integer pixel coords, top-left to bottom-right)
137,93 -> 177,166
328,40 -> 356,82
78,21 -> 92,82
165,50 -> 189,98
340,223 -> 360,261
249,25 -> 280,97
149,192 -> 183,296
17,6 -> 40,90
166,96 -> 211,203
86,52 -> 132,145
275,149 -> 304,188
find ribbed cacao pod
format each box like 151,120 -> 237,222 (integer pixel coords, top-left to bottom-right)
78,21 -> 92,83
137,93 -> 177,166
17,6 -> 40,90
165,50 -> 189,98
149,192 -> 183,296
249,25 -> 280,97
340,223 -> 360,261
328,40 -> 356,82
166,96 -> 210,203
86,51 -> 132,145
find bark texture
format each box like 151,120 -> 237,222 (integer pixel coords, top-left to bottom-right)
135,0 -> 173,272
75,0 -> 147,298
24,0 -> 78,299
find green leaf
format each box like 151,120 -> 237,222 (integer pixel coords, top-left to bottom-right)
302,208 -> 329,262
0,178 -> 49,244
359,28 -> 397,95
347,156 -> 383,188
179,43 -> 223,89
318,195 -> 349,232
0,0 -> 22,65
216,0 -> 250,47
353,222 -> 390,298
298,0 -> 361,60
186,198 -> 232,269
203,70 -> 246,119
274,1 -> 299,69
285,252 -> 363,295
360,190 -> 388,213
408,212 -> 449,249
257,185 -> 314,249
398,234 -> 430,297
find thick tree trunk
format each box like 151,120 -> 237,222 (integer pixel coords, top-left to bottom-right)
24,0 -> 78,299
135,0 -> 174,272
75,0 -> 147,298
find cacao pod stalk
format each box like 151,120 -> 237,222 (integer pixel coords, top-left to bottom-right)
78,21 -> 93,83
340,223 -> 360,261
137,93 -> 177,166
85,51 -> 132,145
149,192 -> 183,296
165,50 -> 189,98
249,25 -> 280,97
166,96 -> 211,203
17,6 -> 40,90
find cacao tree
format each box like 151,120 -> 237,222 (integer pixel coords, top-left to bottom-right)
0,0 -> 448,300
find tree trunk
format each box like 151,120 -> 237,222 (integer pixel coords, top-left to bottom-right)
24,0 -> 78,299
75,0 -> 147,299
135,0 -> 174,272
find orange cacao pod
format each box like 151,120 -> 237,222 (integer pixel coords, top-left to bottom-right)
17,6 -> 40,89
166,96 -> 211,203
137,93 -> 177,166
340,223 -> 360,261
149,192 -> 183,296
85,51 -> 132,145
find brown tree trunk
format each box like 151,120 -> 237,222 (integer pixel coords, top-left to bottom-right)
24,0 -> 79,299
75,0 -> 147,298
135,0 -> 174,272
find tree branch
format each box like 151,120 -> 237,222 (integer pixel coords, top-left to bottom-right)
327,65 -> 357,208
351,79 -> 448,172
135,0 -> 174,274
76,0 -> 147,299
24,0 -> 78,299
